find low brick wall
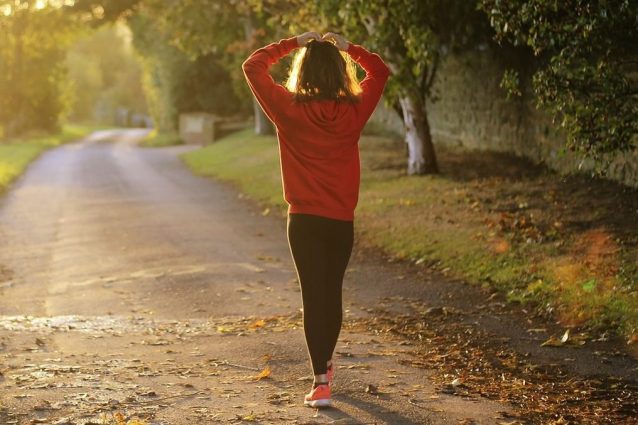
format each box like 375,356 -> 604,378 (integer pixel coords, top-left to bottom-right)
371,48 -> 638,188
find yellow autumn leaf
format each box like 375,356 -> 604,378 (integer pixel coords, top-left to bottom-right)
249,319 -> 266,328
255,365 -> 271,380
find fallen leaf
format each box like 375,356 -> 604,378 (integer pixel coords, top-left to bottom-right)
249,319 -> 266,329
541,335 -> 564,347
255,365 -> 271,380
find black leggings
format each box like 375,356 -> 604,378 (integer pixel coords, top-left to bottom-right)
287,213 -> 354,375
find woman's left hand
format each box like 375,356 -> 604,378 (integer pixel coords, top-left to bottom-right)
296,32 -> 321,46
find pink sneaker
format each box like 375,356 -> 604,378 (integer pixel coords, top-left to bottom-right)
304,383 -> 331,408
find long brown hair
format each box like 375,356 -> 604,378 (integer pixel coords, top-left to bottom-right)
285,39 -> 362,103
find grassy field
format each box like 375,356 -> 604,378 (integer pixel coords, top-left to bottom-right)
180,127 -> 638,342
0,124 -> 101,192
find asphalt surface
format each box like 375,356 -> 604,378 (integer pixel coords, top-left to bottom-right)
0,129 -> 635,424
0,129 -> 517,424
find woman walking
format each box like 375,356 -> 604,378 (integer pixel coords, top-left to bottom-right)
242,31 -> 390,407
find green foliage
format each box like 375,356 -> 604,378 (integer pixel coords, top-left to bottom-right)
71,0 -> 141,22
481,0 -> 638,170
137,0 -> 272,113
127,9 -> 240,133
500,68 -> 522,99
0,2 -> 79,138
66,23 -> 147,124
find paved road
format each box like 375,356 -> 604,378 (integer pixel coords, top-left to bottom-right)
0,129 -> 296,320
0,130 -> 635,424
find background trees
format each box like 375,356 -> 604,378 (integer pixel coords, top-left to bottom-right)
2,0 -> 635,180
481,0 -> 638,171
0,1 -> 77,137
65,24 -> 147,125
136,0 -> 279,135
128,7 -> 241,134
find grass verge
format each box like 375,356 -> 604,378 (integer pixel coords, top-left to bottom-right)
139,129 -> 183,147
0,124 -> 101,192
180,127 -> 638,342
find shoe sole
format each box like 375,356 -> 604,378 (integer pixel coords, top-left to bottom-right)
304,398 -> 331,408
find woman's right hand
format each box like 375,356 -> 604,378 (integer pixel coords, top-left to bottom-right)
322,32 -> 349,51
297,31 -> 322,47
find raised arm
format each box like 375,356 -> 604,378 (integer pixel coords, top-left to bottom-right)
322,32 -> 390,125
346,42 -> 391,126
241,36 -> 299,124
242,32 -> 322,125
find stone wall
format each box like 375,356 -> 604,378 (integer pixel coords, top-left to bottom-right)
371,48 -> 638,188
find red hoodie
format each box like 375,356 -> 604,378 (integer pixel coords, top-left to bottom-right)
242,36 -> 390,221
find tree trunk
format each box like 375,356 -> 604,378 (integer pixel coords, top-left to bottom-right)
243,11 -> 274,136
253,100 -> 274,135
399,94 -> 439,175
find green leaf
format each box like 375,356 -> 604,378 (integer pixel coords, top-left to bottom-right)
581,279 -> 597,293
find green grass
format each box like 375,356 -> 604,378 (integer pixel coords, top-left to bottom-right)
139,129 -> 184,147
0,124 -> 101,192
180,127 -> 638,341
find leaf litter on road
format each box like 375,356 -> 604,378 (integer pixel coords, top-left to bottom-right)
344,304 -> 638,424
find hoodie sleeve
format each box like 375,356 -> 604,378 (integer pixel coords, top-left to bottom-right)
242,36 -> 299,125
346,43 -> 391,126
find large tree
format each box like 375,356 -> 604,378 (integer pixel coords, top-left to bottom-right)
481,0 -> 638,170
310,0 -> 491,174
